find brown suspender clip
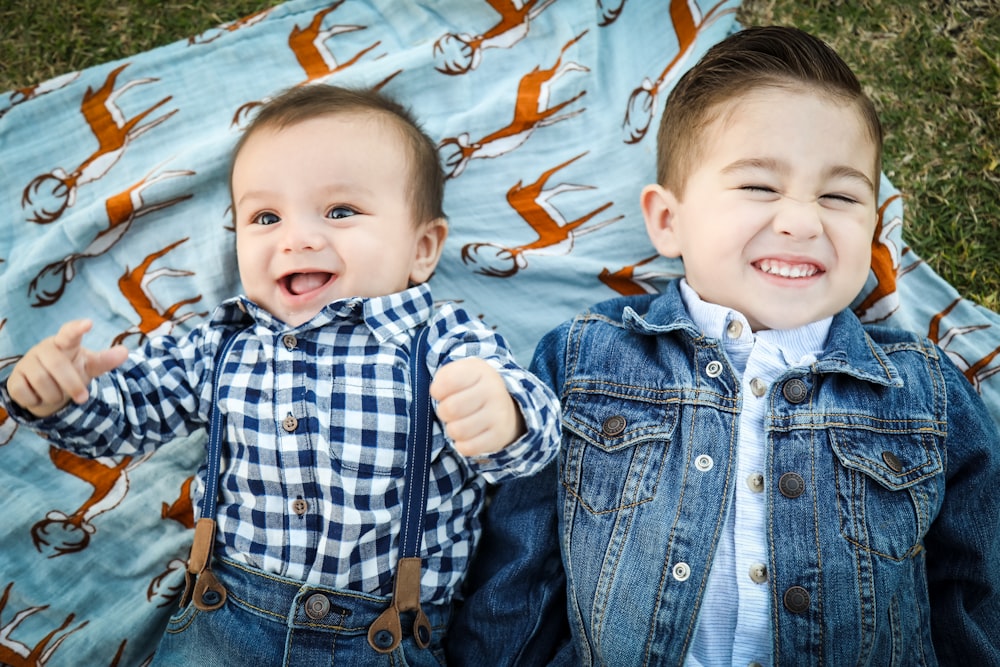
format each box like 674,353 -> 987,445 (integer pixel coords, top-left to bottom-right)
367,557 -> 432,653
180,517 -> 227,611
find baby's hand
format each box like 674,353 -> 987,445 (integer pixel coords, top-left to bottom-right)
6,319 -> 128,418
429,357 -> 526,458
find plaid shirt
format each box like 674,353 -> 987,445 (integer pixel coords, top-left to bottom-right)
8,284 -> 560,603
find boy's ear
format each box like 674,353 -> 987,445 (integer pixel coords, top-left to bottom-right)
641,183 -> 683,258
410,217 -> 449,284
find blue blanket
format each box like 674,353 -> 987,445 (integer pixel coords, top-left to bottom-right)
1,1 -> 998,664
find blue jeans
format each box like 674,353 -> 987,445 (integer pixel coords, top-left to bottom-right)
152,557 -> 449,666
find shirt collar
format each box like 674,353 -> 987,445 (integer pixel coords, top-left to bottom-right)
211,283 -> 434,342
679,278 -> 830,368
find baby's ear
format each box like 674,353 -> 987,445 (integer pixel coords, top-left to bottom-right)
410,217 -> 448,284
640,184 -> 683,258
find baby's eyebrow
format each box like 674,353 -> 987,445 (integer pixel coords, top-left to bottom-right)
825,165 -> 875,194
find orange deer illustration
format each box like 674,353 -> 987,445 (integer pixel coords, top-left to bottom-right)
853,193 -> 903,323
0,583 -> 87,667
439,32 -> 588,178
21,64 -> 177,224
433,0 -> 557,75
146,476 -> 197,608
599,254 -> 682,296
31,447 -> 153,557
112,238 -> 207,347
928,299 -> 1000,392
188,7 -> 274,45
623,0 -> 736,143
0,72 -> 79,121
28,165 -> 194,307
232,1 -> 380,126
461,152 -> 622,277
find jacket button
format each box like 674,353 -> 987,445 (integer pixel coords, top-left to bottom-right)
695,454 -> 714,472
602,415 -> 626,437
705,360 -> 724,378
782,378 -> 808,403
672,562 -> 691,581
282,413 -> 299,432
778,472 -> 805,498
304,593 -> 330,619
882,451 -> 903,473
783,586 -> 810,613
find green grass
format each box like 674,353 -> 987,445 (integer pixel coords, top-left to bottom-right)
3,1 -> 997,311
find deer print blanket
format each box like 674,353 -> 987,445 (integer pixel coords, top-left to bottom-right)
1,1 -> 998,665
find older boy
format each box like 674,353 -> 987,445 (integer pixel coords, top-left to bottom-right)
2,84 -> 560,666
452,25 -> 1000,666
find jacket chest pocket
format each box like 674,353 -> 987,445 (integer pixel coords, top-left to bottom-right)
560,389 -> 677,515
829,428 -> 944,561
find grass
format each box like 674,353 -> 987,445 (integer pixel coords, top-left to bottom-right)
2,1 -> 997,311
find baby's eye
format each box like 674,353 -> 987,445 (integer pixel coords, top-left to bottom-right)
327,206 -> 357,220
252,211 -> 281,226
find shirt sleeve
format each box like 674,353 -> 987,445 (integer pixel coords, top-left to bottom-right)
427,303 -> 562,483
0,324 -> 218,459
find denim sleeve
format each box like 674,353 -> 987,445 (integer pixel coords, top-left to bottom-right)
926,355 -> 1000,661
446,325 -> 574,666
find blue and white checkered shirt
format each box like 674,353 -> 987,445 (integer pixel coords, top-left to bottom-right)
10,284 -> 560,603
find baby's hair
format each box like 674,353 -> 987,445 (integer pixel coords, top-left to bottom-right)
231,84 -> 446,225
657,25 -> 883,197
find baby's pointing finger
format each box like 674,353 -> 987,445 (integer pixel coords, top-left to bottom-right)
52,319 -> 94,353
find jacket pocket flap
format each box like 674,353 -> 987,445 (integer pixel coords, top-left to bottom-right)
563,385 -> 677,453
829,429 -> 942,491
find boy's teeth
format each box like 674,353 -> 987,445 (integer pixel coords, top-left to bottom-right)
758,260 -> 818,278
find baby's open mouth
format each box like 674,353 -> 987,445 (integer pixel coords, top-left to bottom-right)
283,272 -> 334,296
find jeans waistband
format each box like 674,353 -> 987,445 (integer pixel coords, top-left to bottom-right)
212,556 -> 450,634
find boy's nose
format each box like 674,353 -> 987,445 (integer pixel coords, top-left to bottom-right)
772,199 -> 823,240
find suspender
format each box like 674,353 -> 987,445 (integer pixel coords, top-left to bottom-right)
181,324 -> 436,653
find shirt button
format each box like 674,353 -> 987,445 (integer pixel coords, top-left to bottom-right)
783,586 -> 811,613
749,378 -> 767,397
282,334 -> 298,350
672,562 -> 691,581
782,378 -> 809,403
726,320 -> 744,338
601,415 -> 626,437
282,413 -> 299,432
749,662 -> 764,667
749,563 -> 768,584
747,473 -> 765,493
778,472 -> 806,498
695,454 -> 714,472
304,593 -> 330,620
291,498 -> 308,515
705,360 -> 724,378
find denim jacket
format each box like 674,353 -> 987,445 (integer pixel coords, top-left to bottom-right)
448,281 -> 1000,666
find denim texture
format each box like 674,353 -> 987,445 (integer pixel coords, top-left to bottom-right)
151,557 -> 449,666
455,280 -> 1000,666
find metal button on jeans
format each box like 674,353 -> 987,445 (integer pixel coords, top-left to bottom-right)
783,586 -> 810,613
706,361 -> 724,378
304,593 -> 330,620
778,472 -> 805,498
782,378 -> 808,403
672,562 -> 691,581
695,454 -> 714,472
882,451 -> 903,473
602,415 -> 626,437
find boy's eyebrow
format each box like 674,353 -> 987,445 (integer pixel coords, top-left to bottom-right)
722,158 -> 875,193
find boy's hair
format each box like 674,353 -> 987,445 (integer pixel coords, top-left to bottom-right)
230,84 -> 446,225
657,25 -> 883,197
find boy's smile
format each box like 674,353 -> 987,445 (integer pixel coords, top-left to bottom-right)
642,86 -> 879,331
231,113 -> 445,327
